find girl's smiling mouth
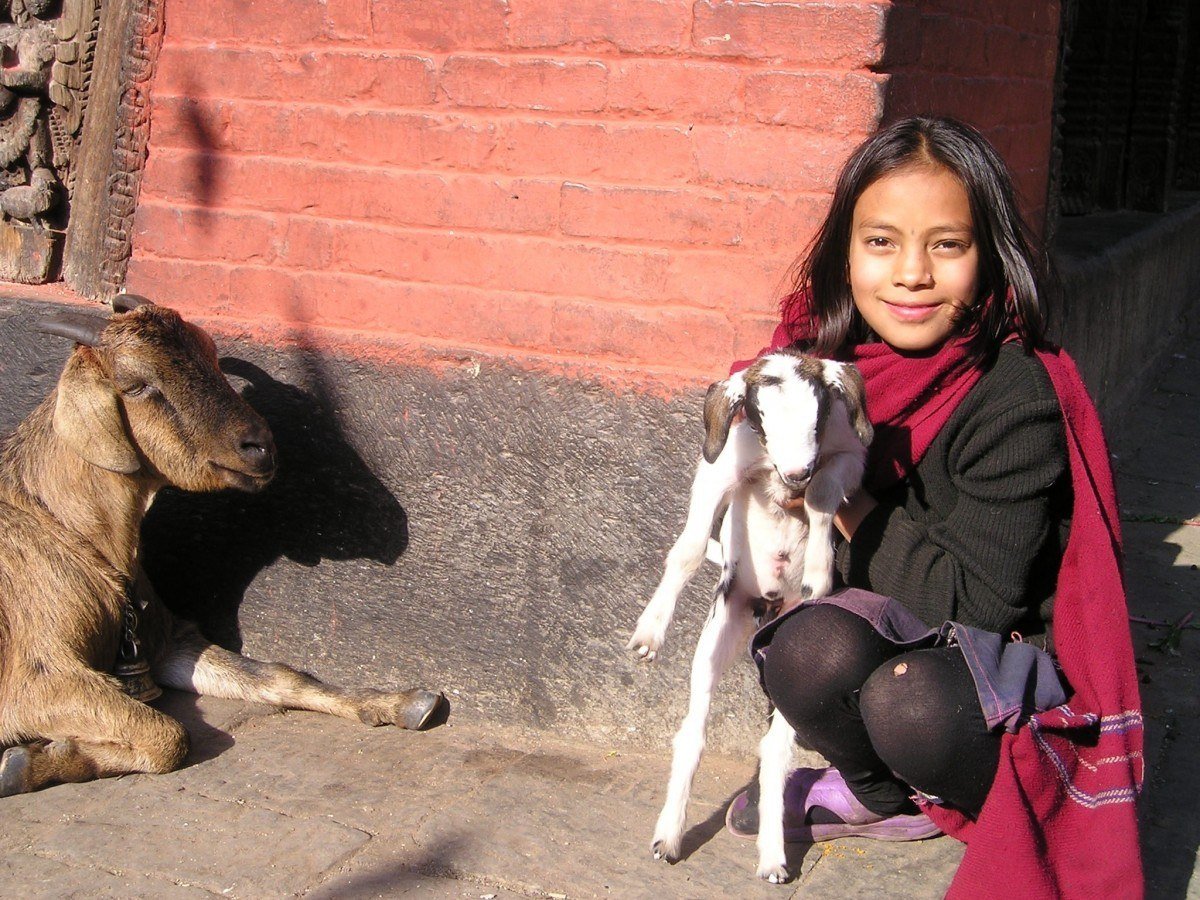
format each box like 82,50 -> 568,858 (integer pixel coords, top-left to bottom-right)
880,299 -> 943,321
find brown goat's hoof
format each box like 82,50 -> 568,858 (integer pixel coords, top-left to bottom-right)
404,690 -> 447,730
0,746 -> 33,797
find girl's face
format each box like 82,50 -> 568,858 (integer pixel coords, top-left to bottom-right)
848,165 -> 979,353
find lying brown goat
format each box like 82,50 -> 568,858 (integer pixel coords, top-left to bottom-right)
0,295 -> 445,796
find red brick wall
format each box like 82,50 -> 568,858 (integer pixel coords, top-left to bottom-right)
882,0 -> 1062,230
126,0 -> 1059,388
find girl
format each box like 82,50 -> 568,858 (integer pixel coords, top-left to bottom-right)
724,118 -> 1143,896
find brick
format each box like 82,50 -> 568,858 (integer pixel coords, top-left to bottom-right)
731,311 -> 784,361
228,267 -> 557,349
439,55 -> 608,113
162,0 -> 328,45
996,0 -> 1060,34
985,28 -> 1058,80
489,119 -> 696,183
691,1 -> 888,67
226,266 -> 314,322
325,0 -> 371,40
607,59 -> 744,119
917,15 -> 989,76
878,2 -> 922,67
508,0 -> 690,52
370,0 -> 509,50
225,105 -> 499,170
560,182 -> 753,248
132,202 -> 282,264
155,46 -> 437,107
273,218 -> 338,270
744,71 -> 884,132
662,250 -> 792,311
315,223 -> 672,303
559,183 -> 825,253
691,126 -> 858,192
142,151 -> 560,234
125,257 -> 234,312
147,97 -> 235,152
549,298 -> 734,368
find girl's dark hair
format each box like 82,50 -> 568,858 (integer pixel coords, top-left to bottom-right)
788,116 -> 1047,363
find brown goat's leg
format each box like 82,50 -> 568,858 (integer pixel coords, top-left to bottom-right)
156,622 -> 445,730
1,673 -> 189,796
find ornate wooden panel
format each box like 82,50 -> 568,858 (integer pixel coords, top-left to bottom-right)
0,0 -> 162,294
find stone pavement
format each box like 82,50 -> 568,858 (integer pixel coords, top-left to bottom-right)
2,332 -> 1199,899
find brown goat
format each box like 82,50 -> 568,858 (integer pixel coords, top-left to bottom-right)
0,296 -> 445,796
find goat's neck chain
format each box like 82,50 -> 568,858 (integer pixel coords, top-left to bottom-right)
114,586 -> 161,703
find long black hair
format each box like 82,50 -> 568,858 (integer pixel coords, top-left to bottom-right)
788,116 -> 1047,363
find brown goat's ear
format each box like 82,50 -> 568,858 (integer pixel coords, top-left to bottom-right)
702,375 -> 744,464
827,362 -> 873,447
53,350 -> 141,474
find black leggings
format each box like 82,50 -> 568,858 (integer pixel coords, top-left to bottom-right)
762,604 -> 1001,818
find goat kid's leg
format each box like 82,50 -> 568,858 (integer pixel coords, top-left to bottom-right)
755,710 -> 798,882
629,462 -> 735,660
0,671 -> 189,796
157,623 -> 445,730
651,593 -> 757,862
800,460 -> 860,600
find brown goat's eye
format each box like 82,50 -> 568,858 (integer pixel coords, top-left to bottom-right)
121,382 -> 157,399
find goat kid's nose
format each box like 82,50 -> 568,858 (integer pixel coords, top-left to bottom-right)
781,464 -> 813,487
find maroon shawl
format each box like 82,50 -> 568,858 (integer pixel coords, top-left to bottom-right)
749,306 -> 1144,897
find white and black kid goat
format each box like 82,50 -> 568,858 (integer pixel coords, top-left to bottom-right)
628,347 -> 872,883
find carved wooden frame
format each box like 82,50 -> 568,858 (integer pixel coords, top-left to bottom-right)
62,0 -> 165,300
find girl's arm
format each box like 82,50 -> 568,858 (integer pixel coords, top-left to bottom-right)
835,365 -> 1066,636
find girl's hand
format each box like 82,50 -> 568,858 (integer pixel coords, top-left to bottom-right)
834,490 -> 877,540
778,489 -> 878,540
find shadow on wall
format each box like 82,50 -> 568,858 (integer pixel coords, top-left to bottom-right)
140,355 -> 410,651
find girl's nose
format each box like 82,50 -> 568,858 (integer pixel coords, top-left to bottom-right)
893,247 -> 933,290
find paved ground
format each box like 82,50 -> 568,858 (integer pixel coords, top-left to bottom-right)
2,331 -> 1199,899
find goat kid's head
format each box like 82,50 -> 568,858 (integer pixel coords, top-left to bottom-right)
34,295 -> 276,493
702,349 -> 872,491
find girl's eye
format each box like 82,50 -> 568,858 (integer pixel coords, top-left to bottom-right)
934,240 -> 969,254
865,236 -> 892,249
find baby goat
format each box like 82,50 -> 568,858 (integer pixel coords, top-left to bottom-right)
628,347 -> 872,883
0,296 -> 444,797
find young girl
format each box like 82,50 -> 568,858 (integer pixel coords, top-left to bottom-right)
724,117 -> 1144,896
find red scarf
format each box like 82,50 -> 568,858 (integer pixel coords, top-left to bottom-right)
749,307 -> 1145,898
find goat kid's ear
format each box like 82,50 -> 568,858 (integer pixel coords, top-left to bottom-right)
827,362 -> 874,447
702,375 -> 744,464
53,349 -> 141,475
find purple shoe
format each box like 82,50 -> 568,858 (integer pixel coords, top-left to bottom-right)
725,767 -> 942,843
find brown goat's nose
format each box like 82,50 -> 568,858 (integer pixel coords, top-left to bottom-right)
237,423 -> 276,473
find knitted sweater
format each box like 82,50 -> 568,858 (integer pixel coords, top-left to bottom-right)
836,343 -> 1070,652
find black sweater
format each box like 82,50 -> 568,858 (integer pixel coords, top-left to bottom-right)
836,343 -> 1070,652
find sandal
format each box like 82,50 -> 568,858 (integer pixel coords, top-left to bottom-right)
726,767 -> 942,843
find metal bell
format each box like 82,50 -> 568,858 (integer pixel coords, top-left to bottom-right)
114,656 -> 162,703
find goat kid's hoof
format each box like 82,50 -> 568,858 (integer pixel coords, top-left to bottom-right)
0,746 -> 33,797
403,690 -> 446,731
756,862 -> 792,884
650,836 -> 681,863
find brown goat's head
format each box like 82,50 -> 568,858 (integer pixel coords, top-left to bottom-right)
36,295 -> 276,493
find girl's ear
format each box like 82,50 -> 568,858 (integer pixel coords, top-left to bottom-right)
827,362 -> 873,447
53,348 -> 141,474
702,373 -> 745,463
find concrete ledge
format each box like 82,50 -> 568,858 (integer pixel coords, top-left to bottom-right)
1053,195 -> 1200,431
